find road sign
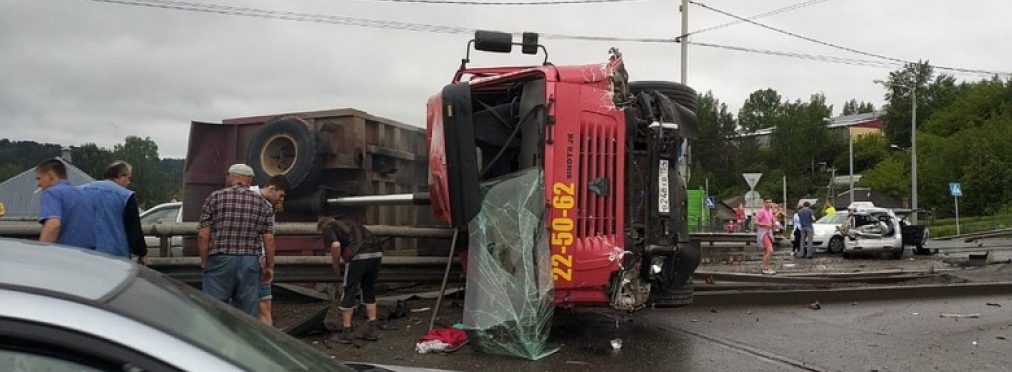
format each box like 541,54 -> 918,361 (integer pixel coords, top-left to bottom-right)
705,196 -> 716,209
950,183 -> 962,197
744,190 -> 762,208
743,173 -> 763,189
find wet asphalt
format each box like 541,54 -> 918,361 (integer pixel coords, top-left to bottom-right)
320,294 -> 1012,372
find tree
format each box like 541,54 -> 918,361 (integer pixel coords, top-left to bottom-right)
768,93 -> 835,200
690,91 -> 738,191
841,99 -> 876,115
738,89 -> 783,132
834,132 -> 889,174
880,61 -> 960,148
72,143 -> 115,179
114,136 -> 170,208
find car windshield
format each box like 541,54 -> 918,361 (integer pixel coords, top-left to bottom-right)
106,268 -> 350,371
816,212 -> 848,224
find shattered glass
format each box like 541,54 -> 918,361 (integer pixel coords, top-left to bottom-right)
462,168 -> 558,360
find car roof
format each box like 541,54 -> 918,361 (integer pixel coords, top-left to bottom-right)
0,238 -> 136,302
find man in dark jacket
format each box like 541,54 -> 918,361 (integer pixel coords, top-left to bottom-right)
79,161 -> 146,263
318,217 -> 383,344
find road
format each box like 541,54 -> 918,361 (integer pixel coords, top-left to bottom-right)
291,292 -> 1011,372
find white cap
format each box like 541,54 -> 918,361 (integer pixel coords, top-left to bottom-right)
227,164 -> 255,177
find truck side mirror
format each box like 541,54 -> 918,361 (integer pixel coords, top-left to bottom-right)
441,83 -> 482,227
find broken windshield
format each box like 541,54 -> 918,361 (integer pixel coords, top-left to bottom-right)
462,168 -> 558,361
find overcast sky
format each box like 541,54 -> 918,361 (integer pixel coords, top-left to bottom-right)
1,0 -> 1008,158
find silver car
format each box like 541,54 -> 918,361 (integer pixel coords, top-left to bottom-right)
0,238 -> 445,372
840,207 -> 905,259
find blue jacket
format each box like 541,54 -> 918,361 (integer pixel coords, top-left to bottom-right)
79,180 -> 134,258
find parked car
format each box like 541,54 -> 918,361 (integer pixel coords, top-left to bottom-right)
139,201 -> 182,257
790,211 -> 849,254
839,207 -> 904,259
0,238 -> 448,372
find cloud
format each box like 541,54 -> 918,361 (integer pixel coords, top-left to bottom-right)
0,0 -> 1008,158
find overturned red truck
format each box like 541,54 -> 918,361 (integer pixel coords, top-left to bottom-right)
184,31 -> 699,355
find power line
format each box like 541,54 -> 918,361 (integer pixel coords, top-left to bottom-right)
688,0 -> 833,36
689,1 -> 1012,77
342,0 -> 657,6
73,0 -> 669,42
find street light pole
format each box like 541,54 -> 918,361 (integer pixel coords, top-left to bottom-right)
911,88 -> 918,224
849,134 -> 854,205
875,78 -> 919,224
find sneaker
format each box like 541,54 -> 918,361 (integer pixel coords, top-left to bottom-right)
359,321 -> 380,341
331,328 -> 354,344
762,268 -> 776,275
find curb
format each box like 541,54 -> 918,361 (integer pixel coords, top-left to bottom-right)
690,282 -> 1012,308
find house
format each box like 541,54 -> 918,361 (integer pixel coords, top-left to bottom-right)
0,154 -> 96,220
833,188 -> 905,210
736,111 -> 885,148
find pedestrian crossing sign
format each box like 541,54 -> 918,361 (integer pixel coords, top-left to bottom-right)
950,183 -> 962,197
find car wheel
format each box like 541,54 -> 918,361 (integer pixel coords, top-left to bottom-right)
828,236 -> 844,254
247,116 -> 323,194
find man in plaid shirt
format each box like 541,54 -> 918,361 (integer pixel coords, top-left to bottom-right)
198,164 -> 275,316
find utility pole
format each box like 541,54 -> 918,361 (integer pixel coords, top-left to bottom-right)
680,0 -> 688,84
911,88 -> 918,224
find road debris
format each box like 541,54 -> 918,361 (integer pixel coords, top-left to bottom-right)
997,336 -> 1007,340
851,301 -> 859,306
940,313 -> 981,319
986,303 -> 1002,307
566,361 -> 590,365
710,308 -> 719,313
610,338 -> 623,350
412,307 -> 432,313
809,300 -> 821,310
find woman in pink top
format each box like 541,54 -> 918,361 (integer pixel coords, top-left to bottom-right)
755,199 -> 777,274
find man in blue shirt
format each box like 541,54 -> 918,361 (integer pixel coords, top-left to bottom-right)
797,201 -> 816,259
36,159 -> 96,249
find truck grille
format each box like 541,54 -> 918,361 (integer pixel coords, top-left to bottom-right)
577,116 -> 623,238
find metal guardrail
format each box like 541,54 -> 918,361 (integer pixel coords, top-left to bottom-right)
147,256 -> 463,284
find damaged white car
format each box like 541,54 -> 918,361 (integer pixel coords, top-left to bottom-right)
837,207 -> 904,259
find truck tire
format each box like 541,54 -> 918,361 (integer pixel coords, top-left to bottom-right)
651,277 -> 694,308
247,116 -> 323,193
628,81 -> 697,113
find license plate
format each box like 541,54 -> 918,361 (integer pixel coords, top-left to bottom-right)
658,159 -> 670,214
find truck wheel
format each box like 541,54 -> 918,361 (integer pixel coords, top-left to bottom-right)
828,237 -> 844,254
651,277 -> 694,308
628,81 -> 697,112
247,116 -> 323,192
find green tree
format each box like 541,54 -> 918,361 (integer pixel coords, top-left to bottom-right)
842,99 -> 876,115
880,61 -> 961,148
738,89 -> 783,132
690,91 -> 738,191
768,94 -> 835,199
835,132 -> 889,174
72,143 -> 115,179
114,136 -> 170,208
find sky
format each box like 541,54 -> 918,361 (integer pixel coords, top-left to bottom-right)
1,0 -> 1009,158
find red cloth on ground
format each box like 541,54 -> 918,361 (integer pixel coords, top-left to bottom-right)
418,328 -> 468,349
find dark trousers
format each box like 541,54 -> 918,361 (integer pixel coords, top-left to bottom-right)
792,229 -> 801,252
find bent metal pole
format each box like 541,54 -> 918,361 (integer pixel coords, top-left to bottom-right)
326,193 -> 432,207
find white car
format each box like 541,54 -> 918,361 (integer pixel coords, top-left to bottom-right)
840,207 -> 904,259
804,211 -> 849,254
0,238 -> 456,372
139,202 -> 183,257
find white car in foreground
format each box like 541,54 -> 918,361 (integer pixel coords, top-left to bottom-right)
840,207 -> 904,259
